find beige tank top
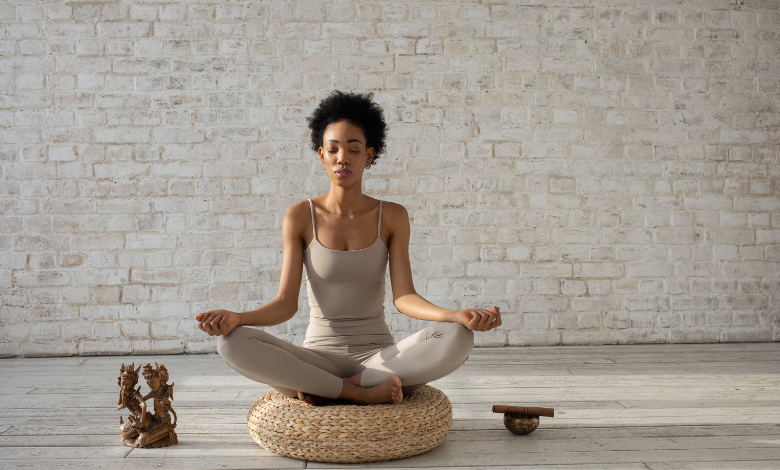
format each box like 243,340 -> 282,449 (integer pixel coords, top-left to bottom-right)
302,198 -> 394,350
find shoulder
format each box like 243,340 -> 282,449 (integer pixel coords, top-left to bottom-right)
380,200 -> 410,233
285,199 -> 311,214
283,199 -> 313,223
282,200 -> 313,236
381,200 -> 408,219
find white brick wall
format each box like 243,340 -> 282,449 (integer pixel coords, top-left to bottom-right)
1,0 -> 779,357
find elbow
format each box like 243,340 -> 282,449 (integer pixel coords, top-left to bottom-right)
272,296 -> 299,320
282,301 -> 298,319
392,291 -> 418,310
284,299 -> 299,319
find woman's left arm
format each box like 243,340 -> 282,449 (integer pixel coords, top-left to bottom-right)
386,203 -> 501,332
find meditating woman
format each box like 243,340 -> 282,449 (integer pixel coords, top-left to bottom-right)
195,90 -> 502,406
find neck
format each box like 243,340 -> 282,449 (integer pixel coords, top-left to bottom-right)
323,182 -> 367,216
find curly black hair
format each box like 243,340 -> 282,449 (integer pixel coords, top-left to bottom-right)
306,90 -> 387,169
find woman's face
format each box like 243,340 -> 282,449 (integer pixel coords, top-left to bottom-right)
318,119 -> 374,185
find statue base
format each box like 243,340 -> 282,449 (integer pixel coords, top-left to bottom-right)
122,430 -> 178,448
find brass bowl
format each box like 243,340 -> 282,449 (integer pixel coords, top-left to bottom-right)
503,413 -> 539,434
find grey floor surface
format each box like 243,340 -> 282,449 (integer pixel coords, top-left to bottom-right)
0,342 -> 778,469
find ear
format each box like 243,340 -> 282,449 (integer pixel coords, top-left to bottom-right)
366,147 -> 374,165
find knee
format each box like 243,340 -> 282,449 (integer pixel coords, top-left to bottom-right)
216,334 -> 231,360
439,322 -> 474,354
216,326 -> 249,362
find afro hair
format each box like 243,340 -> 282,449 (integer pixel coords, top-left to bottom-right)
306,90 -> 387,169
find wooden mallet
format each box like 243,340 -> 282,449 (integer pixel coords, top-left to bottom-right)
492,405 -> 555,434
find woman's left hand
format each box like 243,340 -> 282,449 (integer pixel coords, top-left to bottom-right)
453,306 -> 501,331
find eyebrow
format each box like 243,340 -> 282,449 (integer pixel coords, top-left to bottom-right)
326,139 -> 363,144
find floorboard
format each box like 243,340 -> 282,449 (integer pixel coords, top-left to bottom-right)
0,343 -> 777,469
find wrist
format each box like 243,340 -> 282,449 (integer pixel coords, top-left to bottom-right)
444,309 -> 459,323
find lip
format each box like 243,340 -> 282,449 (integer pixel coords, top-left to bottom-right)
335,169 -> 351,178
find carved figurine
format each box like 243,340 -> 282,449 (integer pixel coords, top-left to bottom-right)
117,362 -> 178,448
117,363 -> 147,445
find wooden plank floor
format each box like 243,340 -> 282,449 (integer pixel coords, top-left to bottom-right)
0,343 -> 778,469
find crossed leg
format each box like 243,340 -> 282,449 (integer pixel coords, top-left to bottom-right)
217,327 -> 402,405
216,322 -> 474,405
217,326 -> 346,399
357,322 -> 474,396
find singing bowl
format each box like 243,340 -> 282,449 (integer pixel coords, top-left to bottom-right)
503,413 -> 540,434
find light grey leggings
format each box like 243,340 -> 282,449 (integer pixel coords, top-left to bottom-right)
217,322 -> 474,399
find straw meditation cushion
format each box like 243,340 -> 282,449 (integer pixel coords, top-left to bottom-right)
247,385 -> 452,463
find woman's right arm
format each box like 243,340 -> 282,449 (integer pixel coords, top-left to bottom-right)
196,202 -> 307,336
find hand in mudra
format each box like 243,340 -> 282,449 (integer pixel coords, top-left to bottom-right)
454,306 -> 501,331
196,309 -> 240,336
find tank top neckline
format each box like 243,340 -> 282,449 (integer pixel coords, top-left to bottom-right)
305,198 -> 388,253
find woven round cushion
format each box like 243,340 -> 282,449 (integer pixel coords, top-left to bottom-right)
247,385 -> 452,463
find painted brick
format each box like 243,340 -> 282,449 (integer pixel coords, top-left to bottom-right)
1,0 -> 777,357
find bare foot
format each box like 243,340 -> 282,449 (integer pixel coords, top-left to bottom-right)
339,375 -> 403,405
297,391 -> 334,407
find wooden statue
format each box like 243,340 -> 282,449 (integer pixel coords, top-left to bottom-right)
117,363 -> 145,445
117,362 -> 178,448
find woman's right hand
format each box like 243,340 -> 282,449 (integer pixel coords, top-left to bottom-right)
196,309 -> 241,336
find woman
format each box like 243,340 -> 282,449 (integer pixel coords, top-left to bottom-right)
196,90 -> 501,406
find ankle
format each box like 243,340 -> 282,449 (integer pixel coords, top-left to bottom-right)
344,373 -> 362,387
338,380 -> 367,404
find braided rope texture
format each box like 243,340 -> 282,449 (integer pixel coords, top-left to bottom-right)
247,385 -> 452,463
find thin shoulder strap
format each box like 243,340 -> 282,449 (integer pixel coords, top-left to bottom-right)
308,199 -> 316,238
376,200 -> 383,240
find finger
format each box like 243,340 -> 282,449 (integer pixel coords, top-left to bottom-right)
209,316 -> 224,335
473,311 -> 487,330
475,311 -> 491,331
198,312 -> 213,326
204,314 -> 221,335
481,310 -> 497,330
216,315 -> 231,336
489,307 -> 500,321
488,312 -> 500,330
219,316 -> 231,335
